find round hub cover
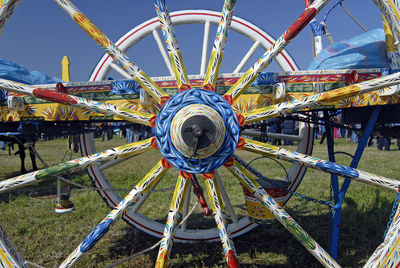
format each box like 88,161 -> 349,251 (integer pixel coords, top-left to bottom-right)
154,89 -> 239,173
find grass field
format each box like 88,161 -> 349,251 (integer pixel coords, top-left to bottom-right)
1,135 -> 400,267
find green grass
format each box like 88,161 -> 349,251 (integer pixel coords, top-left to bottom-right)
1,136 -> 400,267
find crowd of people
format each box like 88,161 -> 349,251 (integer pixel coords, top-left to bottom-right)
240,114 -> 400,151
315,114 -> 400,151
241,117 -> 299,146
96,122 -> 153,143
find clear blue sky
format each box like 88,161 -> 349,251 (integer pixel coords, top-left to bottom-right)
0,0 -> 383,82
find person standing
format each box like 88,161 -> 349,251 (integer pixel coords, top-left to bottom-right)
281,119 -> 295,145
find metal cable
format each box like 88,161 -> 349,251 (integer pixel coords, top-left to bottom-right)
14,136 -> 174,193
59,176 -> 174,193
233,154 -> 334,208
340,2 -> 368,32
25,260 -> 46,268
105,200 -> 200,268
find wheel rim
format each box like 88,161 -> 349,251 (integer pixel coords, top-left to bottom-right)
81,10 -> 313,242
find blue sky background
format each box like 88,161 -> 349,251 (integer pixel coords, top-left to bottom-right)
0,0 -> 383,82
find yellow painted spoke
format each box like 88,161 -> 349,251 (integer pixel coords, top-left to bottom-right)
241,139 -> 400,192
60,159 -> 170,267
154,0 -> 191,91
156,173 -> 191,267
242,71 -> 400,124
202,0 -> 237,91
203,173 -> 239,267
53,0 -> 170,104
0,139 -> 154,193
226,162 -> 340,268
0,78 -> 155,126
223,0 -> 329,103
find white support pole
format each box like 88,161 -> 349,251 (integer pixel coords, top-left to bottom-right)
200,20 -> 211,75
152,29 -> 174,76
111,63 -> 133,79
233,40 -> 260,73
215,171 -> 238,223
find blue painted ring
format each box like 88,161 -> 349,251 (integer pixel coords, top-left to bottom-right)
154,89 -> 239,173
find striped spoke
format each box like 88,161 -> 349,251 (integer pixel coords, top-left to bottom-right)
53,0 -> 170,105
203,0 -> 237,91
242,71 -> 400,124
215,171 -> 238,223
226,161 -> 340,268
192,174 -> 211,216
0,0 -> 21,37
364,201 -> 400,267
241,138 -> 400,192
0,139 -> 154,193
156,172 -> 191,267
203,173 -> 239,267
223,0 -> 329,104
0,78 -> 155,126
154,0 -> 191,91
59,159 -> 171,268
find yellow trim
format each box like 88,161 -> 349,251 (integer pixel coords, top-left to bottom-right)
0,248 -> 14,268
379,235 -> 400,267
388,0 -> 400,24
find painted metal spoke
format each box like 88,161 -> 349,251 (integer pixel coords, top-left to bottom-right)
99,153 -> 137,171
156,172 -> 191,267
0,0 -> 21,37
374,0 -> 400,46
152,29 -> 174,77
0,220 -> 26,268
241,138 -> 400,192
203,0 -> 237,91
192,174 -> 211,216
233,41 -> 260,74
215,170 -> 238,223
180,182 -> 192,231
364,201 -> 400,267
59,159 -> 171,268
110,63 -> 132,79
226,161 -> 340,268
223,0 -> 328,104
0,78 -> 156,126
154,0 -> 191,91
204,173 -> 239,267
0,138 -> 154,194
53,0 -> 170,105
200,20 -> 211,75
242,71 -> 400,125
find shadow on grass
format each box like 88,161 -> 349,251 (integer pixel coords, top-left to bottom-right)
0,172 -> 89,203
104,192 -> 394,267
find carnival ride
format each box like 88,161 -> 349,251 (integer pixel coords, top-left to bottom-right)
0,0 -> 400,267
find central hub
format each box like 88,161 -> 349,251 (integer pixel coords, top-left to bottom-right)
181,115 -> 216,150
170,104 -> 224,159
154,89 -> 239,173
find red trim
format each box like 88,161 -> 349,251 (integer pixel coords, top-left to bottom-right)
92,11 -> 296,80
